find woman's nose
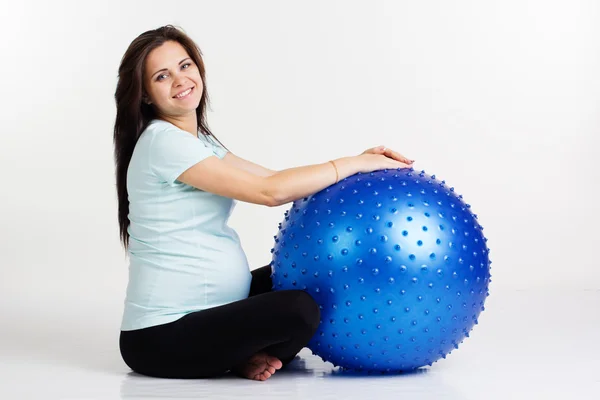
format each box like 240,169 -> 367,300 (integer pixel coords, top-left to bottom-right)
172,75 -> 187,87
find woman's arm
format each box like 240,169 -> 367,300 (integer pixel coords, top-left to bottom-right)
222,152 -> 277,177
266,156 -> 361,205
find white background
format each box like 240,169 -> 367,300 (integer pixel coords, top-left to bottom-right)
0,1 -> 599,398
1,0 -> 597,297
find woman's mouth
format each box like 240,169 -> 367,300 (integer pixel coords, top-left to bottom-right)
173,86 -> 194,99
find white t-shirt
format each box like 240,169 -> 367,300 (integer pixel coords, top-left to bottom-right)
120,119 -> 252,331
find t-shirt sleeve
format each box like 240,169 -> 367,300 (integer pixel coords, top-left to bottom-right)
207,135 -> 228,159
149,128 -> 216,187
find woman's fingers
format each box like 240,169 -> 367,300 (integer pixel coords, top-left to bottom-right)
362,146 -> 415,165
383,148 -> 414,164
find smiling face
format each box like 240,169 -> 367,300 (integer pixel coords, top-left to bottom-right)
143,40 -> 204,123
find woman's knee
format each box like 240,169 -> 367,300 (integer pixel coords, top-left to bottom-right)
285,290 -> 321,333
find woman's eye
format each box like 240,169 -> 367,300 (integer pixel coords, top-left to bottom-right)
157,63 -> 192,81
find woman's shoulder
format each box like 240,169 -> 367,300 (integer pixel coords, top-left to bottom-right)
146,119 -> 175,134
142,120 -> 189,144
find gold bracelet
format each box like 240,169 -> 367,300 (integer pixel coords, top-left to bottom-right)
329,160 -> 339,184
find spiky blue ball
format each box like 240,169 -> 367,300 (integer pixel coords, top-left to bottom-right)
270,168 -> 491,372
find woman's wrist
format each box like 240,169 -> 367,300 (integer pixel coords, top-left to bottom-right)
329,160 -> 339,184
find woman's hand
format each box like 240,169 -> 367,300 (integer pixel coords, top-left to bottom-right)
361,145 -> 414,165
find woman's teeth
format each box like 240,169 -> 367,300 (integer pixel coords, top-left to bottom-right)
175,87 -> 193,98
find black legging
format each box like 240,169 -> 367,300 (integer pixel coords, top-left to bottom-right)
119,265 -> 321,379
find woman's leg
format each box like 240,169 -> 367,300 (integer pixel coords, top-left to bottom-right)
248,264 -> 274,297
119,287 -> 320,379
247,264 -> 311,366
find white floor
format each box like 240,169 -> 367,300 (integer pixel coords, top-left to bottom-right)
1,289 -> 598,400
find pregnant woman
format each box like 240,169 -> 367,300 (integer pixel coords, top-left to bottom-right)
113,25 -> 413,381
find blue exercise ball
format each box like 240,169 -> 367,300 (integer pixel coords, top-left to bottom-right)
270,168 -> 491,372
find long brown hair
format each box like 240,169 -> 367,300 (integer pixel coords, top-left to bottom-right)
113,25 -> 229,253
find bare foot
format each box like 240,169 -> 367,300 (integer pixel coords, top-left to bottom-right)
232,352 -> 283,381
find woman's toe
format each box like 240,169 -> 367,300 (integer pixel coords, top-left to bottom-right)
267,356 -> 283,369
